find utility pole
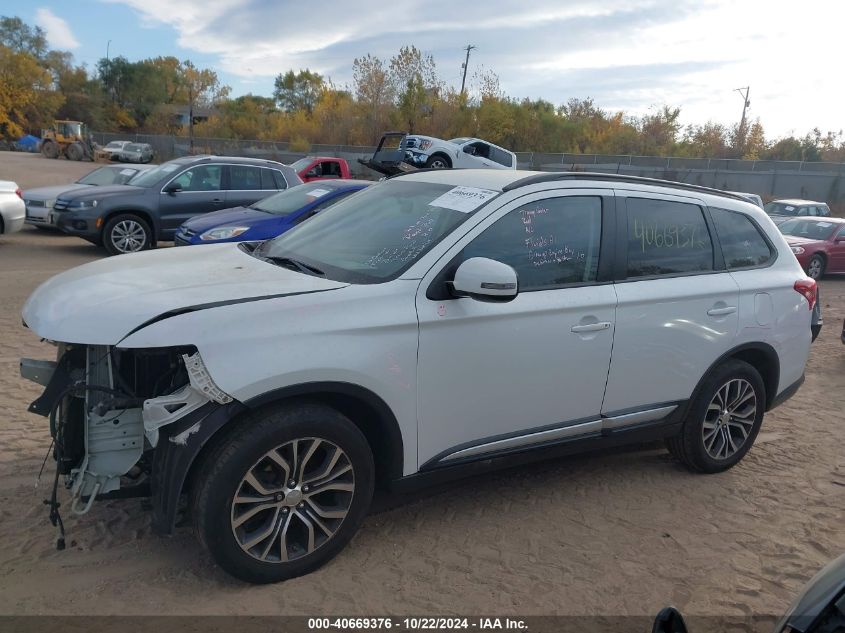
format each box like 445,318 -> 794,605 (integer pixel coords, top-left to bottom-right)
460,44 -> 476,95
735,86 -> 750,151
186,60 -> 195,153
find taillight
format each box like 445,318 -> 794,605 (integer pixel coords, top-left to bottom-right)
15,187 -> 22,199
794,278 -> 817,310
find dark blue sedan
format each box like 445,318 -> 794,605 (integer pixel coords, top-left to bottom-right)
174,180 -> 372,245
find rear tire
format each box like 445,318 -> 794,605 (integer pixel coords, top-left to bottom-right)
193,402 -> 374,584
806,254 -> 825,279
666,360 -> 765,473
103,213 -> 152,255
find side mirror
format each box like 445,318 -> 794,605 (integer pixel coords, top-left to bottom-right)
305,169 -> 318,178
463,146 -> 477,155
451,257 -> 518,302
163,182 -> 182,194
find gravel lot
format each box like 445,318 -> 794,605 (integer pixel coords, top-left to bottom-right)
0,152 -> 843,617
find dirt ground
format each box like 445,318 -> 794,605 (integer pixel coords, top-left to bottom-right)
0,152 -> 843,617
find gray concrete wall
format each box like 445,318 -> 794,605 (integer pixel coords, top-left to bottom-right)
93,132 -> 845,204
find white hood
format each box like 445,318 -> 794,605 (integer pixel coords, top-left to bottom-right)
22,244 -> 348,345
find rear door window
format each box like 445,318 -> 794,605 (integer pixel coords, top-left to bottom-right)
625,197 -> 714,278
260,168 -> 278,190
229,165 -> 262,190
710,208 -> 773,269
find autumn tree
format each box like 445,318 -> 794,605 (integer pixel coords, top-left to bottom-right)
0,16 -> 48,59
0,45 -> 62,136
388,46 -> 439,133
273,69 -> 324,113
352,54 -> 394,143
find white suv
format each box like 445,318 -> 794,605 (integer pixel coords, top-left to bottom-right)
20,170 -> 815,583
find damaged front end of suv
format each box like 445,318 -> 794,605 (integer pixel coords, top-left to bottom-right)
21,341 -> 240,545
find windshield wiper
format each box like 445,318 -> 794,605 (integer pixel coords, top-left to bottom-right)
263,255 -> 325,276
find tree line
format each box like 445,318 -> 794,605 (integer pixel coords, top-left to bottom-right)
1,14 -> 843,162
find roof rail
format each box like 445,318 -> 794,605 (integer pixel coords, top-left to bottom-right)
501,171 -> 749,202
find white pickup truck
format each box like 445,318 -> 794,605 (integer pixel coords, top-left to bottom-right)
360,132 -> 517,176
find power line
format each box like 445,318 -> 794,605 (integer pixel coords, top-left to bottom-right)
460,44 -> 476,95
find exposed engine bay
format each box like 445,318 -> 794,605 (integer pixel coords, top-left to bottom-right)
21,343 -> 233,543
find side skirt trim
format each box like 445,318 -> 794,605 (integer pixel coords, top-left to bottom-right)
423,402 -> 682,470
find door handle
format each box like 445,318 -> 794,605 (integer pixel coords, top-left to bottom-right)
211,198 -> 224,203
571,322 -> 612,333
707,306 -> 737,316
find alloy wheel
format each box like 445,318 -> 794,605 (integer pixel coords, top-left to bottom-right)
807,257 -> 823,279
429,158 -> 448,169
111,220 -> 147,253
701,378 -> 757,460
230,438 -> 355,563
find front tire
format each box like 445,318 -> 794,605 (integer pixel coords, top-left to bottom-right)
103,213 -> 152,255
666,360 -> 765,473
66,142 -> 84,161
193,403 -> 374,584
806,254 -> 825,279
425,154 -> 451,169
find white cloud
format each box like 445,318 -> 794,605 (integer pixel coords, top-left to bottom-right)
101,0 -> 845,137
35,7 -> 80,50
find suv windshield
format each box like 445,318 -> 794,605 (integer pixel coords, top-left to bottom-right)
125,143 -> 144,151
259,180 -> 494,283
127,161 -> 182,187
764,201 -> 801,216
779,219 -> 838,240
252,182 -> 348,216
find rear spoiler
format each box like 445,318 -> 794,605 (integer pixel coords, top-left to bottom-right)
358,132 -> 419,177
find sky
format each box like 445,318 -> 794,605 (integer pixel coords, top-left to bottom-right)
5,0 -> 844,138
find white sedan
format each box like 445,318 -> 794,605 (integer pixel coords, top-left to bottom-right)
0,180 -> 25,234
403,135 -> 517,170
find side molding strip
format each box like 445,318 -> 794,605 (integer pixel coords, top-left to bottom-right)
602,405 -> 678,430
439,419 -> 603,463
433,403 -> 680,466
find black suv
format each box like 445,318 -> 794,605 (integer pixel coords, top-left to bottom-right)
53,156 -> 302,255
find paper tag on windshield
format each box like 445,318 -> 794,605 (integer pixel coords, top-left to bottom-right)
429,186 -> 498,213
784,205 -> 795,211
308,188 -> 331,198
120,168 -> 135,176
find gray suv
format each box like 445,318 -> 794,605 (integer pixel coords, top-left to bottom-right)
53,156 -> 302,255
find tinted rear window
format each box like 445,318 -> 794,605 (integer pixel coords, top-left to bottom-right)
626,197 -> 714,278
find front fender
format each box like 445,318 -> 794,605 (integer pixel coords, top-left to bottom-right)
150,400 -> 246,534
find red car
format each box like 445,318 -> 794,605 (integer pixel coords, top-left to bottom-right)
779,216 -> 845,279
289,156 -> 352,182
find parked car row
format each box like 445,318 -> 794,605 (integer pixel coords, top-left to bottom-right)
95,140 -> 155,163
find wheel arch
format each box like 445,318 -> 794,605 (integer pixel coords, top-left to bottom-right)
151,382 -> 405,535
243,382 -> 405,486
101,208 -> 159,245
427,152 -> 452,168
692,342 -> 780,412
